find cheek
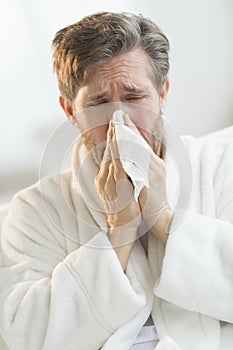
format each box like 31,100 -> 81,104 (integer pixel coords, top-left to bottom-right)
125,105 -> 160,135
92,125 -> 109,143
82,125 -> 109,149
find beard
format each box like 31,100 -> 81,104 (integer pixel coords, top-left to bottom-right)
81,133 -> 106,168
90,142 -> 106,168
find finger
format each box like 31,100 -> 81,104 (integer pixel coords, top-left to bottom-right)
101,125 -> 113,167
113,158 -> 127,181
149,150 -> 166,176
109,128 -> 126,181
110,126 -> 120,160
107,123 -> 113,140
106,162 -> 133,215
138,186 -> 149,211
105,162 -> 117,201
109,127 -> 121,173
95,161 -> 110,198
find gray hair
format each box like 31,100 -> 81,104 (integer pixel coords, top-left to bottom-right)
52,12 -> 170,101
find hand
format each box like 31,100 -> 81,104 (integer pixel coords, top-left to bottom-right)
139,149 -> 173,245
95,125 -> 141,246
123,114 -> 173,245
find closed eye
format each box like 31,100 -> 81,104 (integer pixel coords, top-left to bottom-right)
95,100 -> 108,105
125,95 -> 146,101
87,100 -> 109,107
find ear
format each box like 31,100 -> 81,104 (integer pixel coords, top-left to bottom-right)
160,79 -> 170,114
59,96 -> 74,119
161,79 -> 170,100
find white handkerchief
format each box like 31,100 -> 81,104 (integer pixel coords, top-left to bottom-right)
102,109 -> 150,201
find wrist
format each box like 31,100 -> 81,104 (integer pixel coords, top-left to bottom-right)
108,226 -> 138,272
108,226 -> 138,247
151,208 -> 173,245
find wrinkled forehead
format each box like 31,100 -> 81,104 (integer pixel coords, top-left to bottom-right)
82,48 -> 156,91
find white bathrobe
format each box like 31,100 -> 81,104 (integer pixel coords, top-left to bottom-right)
0,134 -> 233,350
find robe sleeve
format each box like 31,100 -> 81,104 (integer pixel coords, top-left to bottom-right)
154,209 -> 233,323
154,140 -> 233,324
0,186 -> 146,350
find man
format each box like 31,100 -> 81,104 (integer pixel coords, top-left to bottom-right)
1,11 -> 233,350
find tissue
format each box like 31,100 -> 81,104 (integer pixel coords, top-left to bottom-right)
105,109 -> 150,201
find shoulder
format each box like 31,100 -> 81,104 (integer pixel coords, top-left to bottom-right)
181,133 -> 233,146
1,170 -> 74,266
5,169 -> 73,228
181,134 -> 233,161
1,169 -> 74,255
181,134 -> 233,192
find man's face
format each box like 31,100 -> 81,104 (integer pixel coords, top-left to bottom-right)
68,48 -> 168,166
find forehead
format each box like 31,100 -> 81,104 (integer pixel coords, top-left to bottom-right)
85,48 -> 154,87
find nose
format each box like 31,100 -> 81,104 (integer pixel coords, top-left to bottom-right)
109,80 -> 124,103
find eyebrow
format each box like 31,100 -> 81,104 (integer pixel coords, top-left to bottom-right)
86,85 -> 146,103
123,85 -> 145,94
87,91 -> 109,102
